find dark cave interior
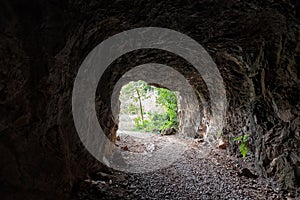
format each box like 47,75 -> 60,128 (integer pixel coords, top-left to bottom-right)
0,0 -> 299,199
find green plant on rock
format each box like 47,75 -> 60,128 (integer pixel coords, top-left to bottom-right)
233,134 -> 249,158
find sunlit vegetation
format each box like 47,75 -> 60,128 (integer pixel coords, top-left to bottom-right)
119,80 -> 178,133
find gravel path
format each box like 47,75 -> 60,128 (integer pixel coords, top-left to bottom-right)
72,132 -> 296,200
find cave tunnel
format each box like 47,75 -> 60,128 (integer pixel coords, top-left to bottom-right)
110,63 -> 208,139
0,0 -> 299,199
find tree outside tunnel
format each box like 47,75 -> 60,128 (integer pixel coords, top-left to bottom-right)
119,80 -> 178,134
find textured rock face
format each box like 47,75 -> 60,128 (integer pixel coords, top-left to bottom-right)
0,0 -> 299,196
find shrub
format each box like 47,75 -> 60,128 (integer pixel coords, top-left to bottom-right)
233,134 -> 249,158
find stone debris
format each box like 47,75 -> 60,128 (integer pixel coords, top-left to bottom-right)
161,127 -> 177,136
73,132 -> 296,200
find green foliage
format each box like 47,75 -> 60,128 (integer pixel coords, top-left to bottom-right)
125,103 -> 138,114
126,82 -> 178,133
233,134 -> 249,158
133,116 -> 150,130
145,112 -> 169,132
120,80 -> 150,97
155,88 -> 178,130
120,80 -> 151,121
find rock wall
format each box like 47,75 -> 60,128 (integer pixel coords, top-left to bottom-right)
0,0 -> 299,196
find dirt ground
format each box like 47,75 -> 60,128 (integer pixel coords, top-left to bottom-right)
72,131 -> 298,200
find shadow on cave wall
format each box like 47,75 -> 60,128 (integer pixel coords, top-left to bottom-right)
0,0 -> 299,197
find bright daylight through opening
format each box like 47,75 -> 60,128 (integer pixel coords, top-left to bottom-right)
117,80 -> 178,136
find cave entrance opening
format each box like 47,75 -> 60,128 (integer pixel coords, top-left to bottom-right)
117,80 -> 179,136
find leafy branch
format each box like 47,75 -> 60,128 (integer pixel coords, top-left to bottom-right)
233,134 -> 249,158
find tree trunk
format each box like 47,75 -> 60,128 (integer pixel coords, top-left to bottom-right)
136,88 -> 144,122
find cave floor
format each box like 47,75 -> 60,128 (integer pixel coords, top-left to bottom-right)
72,131 -> 292,200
